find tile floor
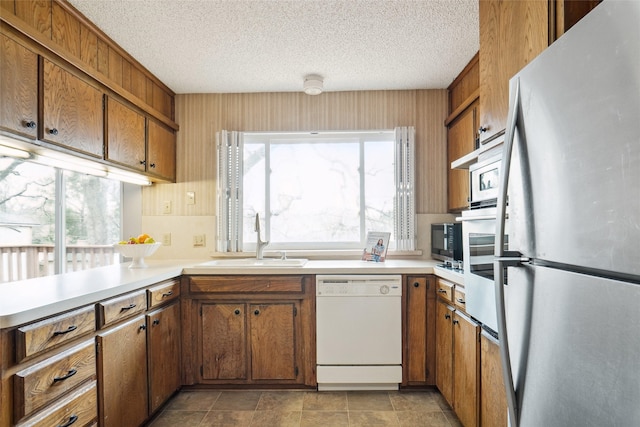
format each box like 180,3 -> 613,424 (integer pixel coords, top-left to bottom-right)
147,389 -> 463,427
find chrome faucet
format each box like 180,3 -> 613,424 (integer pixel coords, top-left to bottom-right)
254,213 -> 269,260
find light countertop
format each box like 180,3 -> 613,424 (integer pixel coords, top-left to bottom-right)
1,259 -> 463,329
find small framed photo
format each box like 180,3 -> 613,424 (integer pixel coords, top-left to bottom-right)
361,231 -> 391,262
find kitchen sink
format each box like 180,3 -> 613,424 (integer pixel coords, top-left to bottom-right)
197,258 -> 308,268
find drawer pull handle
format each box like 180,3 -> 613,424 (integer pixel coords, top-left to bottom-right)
58,415 -> 78,427
121,303 -> 137,311
53,325 -> 77,336
162,291 -> 173,297
456,298 -> 466,304
53,369 -> 78,383
445,314 -> 451,320
437,289 -> 447,294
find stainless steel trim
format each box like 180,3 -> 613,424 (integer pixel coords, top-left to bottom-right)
495,77 -> 520,427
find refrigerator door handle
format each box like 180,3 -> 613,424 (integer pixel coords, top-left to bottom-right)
496,77 -> 521,427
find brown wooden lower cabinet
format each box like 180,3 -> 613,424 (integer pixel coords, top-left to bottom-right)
435,299 -> 454,404
453,310 -> 480,427
147,301 -> 181,414
96,315 -> 148,427
435,291 -> 480,427
198,300 -> 301,383
183,275 -> 315,387
480,331 -> 508,427
403,275 -> 436,386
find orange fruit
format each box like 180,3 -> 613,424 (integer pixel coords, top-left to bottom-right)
137,233 -> 150,243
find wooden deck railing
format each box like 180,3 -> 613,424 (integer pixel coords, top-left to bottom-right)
0,245 -> 118,283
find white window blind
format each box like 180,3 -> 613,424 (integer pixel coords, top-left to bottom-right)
216,130 -> 244,252
394,126 -> 416,251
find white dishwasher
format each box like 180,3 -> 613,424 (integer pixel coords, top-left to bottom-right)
316,274 -> 402,391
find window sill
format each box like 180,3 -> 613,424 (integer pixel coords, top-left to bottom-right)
210,249 -> 423,260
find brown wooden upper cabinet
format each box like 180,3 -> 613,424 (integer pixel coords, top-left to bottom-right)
0,32 -> 38,139
105,96 -> 146,171
147,119 -> 176,181
478,0 -> 600,144
41,58 -> 104,158
447,101 -> 477,212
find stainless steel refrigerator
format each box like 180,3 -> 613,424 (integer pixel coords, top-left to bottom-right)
494,1 -> 640,426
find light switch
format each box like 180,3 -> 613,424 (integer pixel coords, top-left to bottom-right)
186,191 -> 195,205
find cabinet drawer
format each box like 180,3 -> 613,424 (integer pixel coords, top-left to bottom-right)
14,340 -> 96,421
454,287 -> 467,312
436,279 -> 454,302
96,290 -> 146,328
147,279 -> 180,309
16,306 -> 95,361
16,380 -> 97,427
189,276 -> 304,293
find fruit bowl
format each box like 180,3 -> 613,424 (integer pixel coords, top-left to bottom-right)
113,242 -> 162,268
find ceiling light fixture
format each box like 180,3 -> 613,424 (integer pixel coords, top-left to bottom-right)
303,74 -> 323,95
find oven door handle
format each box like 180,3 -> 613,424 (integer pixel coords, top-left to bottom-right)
495,76 -> 520,427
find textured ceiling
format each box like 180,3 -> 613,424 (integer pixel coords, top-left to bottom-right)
67,0 -> 479,94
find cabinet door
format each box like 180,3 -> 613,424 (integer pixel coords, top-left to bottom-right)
147,119 -> 176,181
404,276 -> 435,385
201,303 -> 247,380
42,59 -> 104,157
96,315 -> 148,427
0,33 -> 38,139
480,331 -> 508,427
453,311 -> 480,427
147,302 -> 181,414
479,0 -> 548,143
435,299 -> 454,406
447,102 -> 477,212
105,97 -> 146,171
250,302 -> 297,380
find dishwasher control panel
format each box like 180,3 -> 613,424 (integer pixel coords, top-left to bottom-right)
316,275 -> 402,296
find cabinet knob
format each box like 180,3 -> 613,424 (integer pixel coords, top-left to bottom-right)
453,319 -> 459,325
139,324 -> 147,331
456,298 -> 466,305
254,309 -> 260,316
413,282 -> 420,288
48,128 -> 59,135
445,314 -> 451,320
478,125 -> 488,134
234,309 -> 241,315
153,319 -> 160,325
139,160 -> 146,166
23,120 -> 37,129
150,163 -> 156,168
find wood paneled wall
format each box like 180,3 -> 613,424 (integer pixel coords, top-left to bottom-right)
142,90 -> 448,216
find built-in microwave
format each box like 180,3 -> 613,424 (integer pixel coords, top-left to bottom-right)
431,223 -> 463,262
469,154 -> 501,209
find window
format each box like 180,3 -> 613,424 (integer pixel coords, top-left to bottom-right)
217,127 -> 415,253
0,157 -> 121,282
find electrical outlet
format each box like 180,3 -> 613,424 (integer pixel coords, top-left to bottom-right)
193,234 -> 206,247
162,233 -> 171,246
186,191 -> 195,205
162,200 -> 172,214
